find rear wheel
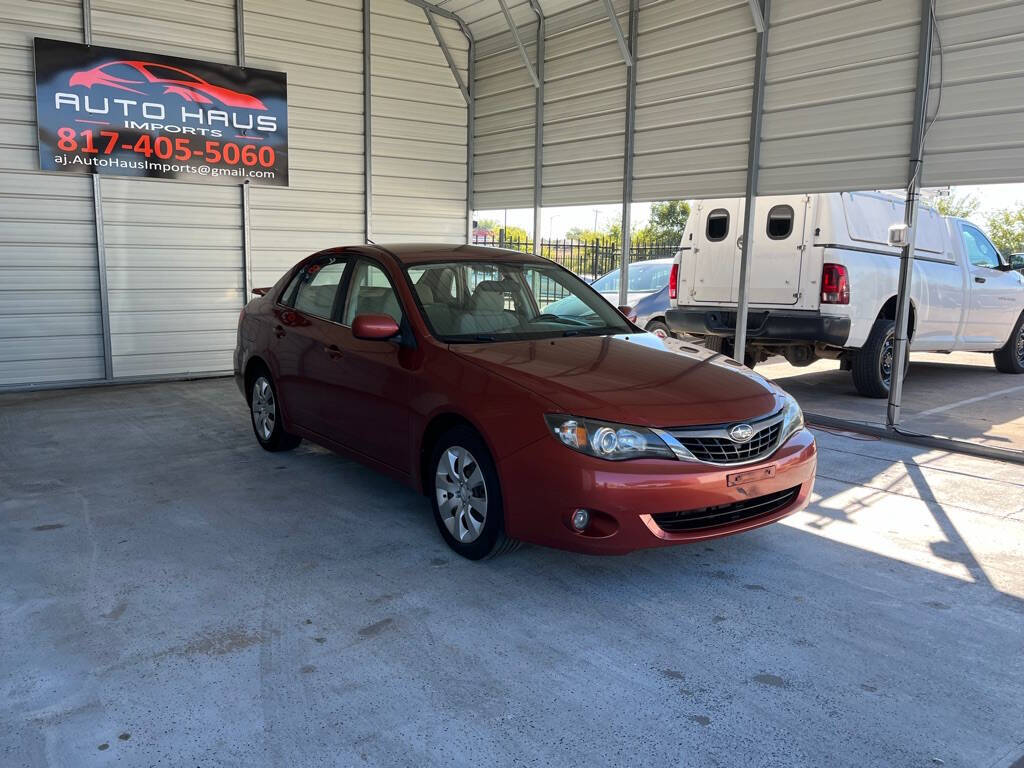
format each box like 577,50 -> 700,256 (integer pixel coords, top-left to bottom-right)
646,320 -> 672,340
851,319 -> 908,398
249,372 -> 301,452
429,425 -> 519,560
993,312 -> 1024,374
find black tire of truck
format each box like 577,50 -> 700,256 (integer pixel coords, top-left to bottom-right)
703,335 -> 758,369
850,318 -> 909,398
993,311 -> 1024,374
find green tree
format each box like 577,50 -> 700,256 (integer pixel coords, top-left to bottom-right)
935,193 -> 980,219
636,200 -> 689,243
475,218 -> 500,235
985,204 -> 1024,255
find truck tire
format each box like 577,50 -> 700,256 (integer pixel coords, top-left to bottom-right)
704,335 -> 758,369
851,318 -> 908,398
993,312 -> 1024,374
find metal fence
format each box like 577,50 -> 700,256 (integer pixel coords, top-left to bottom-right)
472,235 -> 679,282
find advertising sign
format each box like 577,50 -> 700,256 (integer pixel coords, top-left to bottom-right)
33,38 -> 288,186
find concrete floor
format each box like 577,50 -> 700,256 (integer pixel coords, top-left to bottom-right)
758,351 -> 1024,452
1,379 -> 1023,768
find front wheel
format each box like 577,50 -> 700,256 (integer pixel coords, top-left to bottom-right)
250,372 -> 301,452
993,312 -> 1024,374
646,320 -> 672,340
429,425 -> 519,560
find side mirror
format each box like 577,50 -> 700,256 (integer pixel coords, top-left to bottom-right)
352,313 -> 400,341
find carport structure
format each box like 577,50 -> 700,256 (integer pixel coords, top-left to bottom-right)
2,0 -> 1024,446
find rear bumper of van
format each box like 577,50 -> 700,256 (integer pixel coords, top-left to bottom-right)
666,307 -> 850,346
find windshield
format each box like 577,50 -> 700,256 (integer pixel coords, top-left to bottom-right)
405,260 -> 632,343
591,262 -> 671,293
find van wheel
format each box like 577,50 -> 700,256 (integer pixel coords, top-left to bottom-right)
993,312 -> 1024,374
704,335 -> 758,369
851,319 -> 908,398
429,425 -> 519,560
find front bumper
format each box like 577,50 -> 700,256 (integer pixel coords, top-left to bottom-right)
498,428 -> 817,555
666,307 -> 850,346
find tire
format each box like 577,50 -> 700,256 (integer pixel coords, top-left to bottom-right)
851,319 -> 908,398
428,425 -> 519,560
249,370 -> 301,452
704,335 -> 758,369
993,312 -> 1024,374
646,319 -> 672,340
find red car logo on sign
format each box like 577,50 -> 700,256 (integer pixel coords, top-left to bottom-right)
68,60 -> 268,110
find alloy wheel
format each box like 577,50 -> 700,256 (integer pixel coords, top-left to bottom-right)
251,376 -> 276,441
435,446 -> 488,543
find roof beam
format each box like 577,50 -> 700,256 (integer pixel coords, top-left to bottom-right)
600,0 -> 633,67
747,0 -> 765,33
496,0 -> 540,88
424,8 -> 470,104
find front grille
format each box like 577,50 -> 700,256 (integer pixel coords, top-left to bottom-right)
675,421 -> 782,464
651,486 -> 800,533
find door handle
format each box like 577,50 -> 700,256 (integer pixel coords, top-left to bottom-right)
974,276 -> 986,284
324,344 -> 343,359
274,324 -> 286,338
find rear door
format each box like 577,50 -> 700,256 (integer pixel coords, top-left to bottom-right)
744,196 -> 809,305
689,200 -> 740,302
271,255 -> 350,430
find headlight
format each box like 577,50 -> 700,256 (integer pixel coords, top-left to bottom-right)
779,392 -> 805,444
544,414 -> 676,461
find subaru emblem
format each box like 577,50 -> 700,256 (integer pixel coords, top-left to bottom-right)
729,423 -> 754,443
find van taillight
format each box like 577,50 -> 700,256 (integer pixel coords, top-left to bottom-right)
669,262 -> 679,300
821,263 -> 850,304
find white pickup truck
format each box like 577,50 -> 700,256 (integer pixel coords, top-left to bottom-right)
665,191 -> 1024,397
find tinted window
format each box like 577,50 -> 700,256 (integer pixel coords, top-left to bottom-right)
343,261 -> 404,325
144,64 -> 202,83
767,205 -> 794,240
706,209 -> 729,242
290,258 -> 347,319
961,225 -> 1001,269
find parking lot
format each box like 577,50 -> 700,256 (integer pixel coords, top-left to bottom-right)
2,378 -> 1022,767
758,351 -> 1024,453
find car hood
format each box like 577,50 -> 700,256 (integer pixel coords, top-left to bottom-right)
451,334 -> 781,427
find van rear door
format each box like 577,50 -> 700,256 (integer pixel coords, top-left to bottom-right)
739,195 -> 809,305
690,200 -> 740,302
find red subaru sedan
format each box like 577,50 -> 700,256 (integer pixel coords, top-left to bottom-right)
235,244 -> 816,559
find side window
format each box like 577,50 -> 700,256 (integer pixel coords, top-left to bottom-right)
767,205 -> 794,240
706,209 -> 729,242
343,261 -> 404,325
961,225 -> 1001,269
290,258 -> 347,319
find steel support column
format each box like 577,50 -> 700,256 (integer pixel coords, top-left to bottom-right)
734,0 -> 770,365
83,0 -> 113,380
363,0 -> 373,242
529,0 -> 545,255
616,0 -> 637,309
236,0 -> 253,300
887,0 -> 935,427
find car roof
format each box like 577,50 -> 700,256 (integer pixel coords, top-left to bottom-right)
368,243 -> 549,266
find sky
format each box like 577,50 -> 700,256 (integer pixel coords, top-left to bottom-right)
474,184 -> 1024,239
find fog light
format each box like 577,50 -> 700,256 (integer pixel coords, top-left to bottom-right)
571,508 -> 590,532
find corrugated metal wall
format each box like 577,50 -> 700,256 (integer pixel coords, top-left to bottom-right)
633,0 -> 755,201
0,0 -> 104,386
758,0 -> 919,195
371,0 -> 468,242
244,0 -> 365,288
91,0 -> 244,378
922,0 -> 1024,185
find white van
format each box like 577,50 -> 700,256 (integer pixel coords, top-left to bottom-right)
665,191 -> 1024,397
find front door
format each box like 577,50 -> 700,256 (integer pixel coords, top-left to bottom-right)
959,222 -> 1024,347
690,200 -> 740,302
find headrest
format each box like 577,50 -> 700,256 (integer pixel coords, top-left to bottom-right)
415,282 -> 435,304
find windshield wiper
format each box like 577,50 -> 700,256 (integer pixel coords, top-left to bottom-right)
473,334 -> 496,342
562,327 -> 621,337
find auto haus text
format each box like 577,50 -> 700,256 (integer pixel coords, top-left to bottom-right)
53,93 -> 279,137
